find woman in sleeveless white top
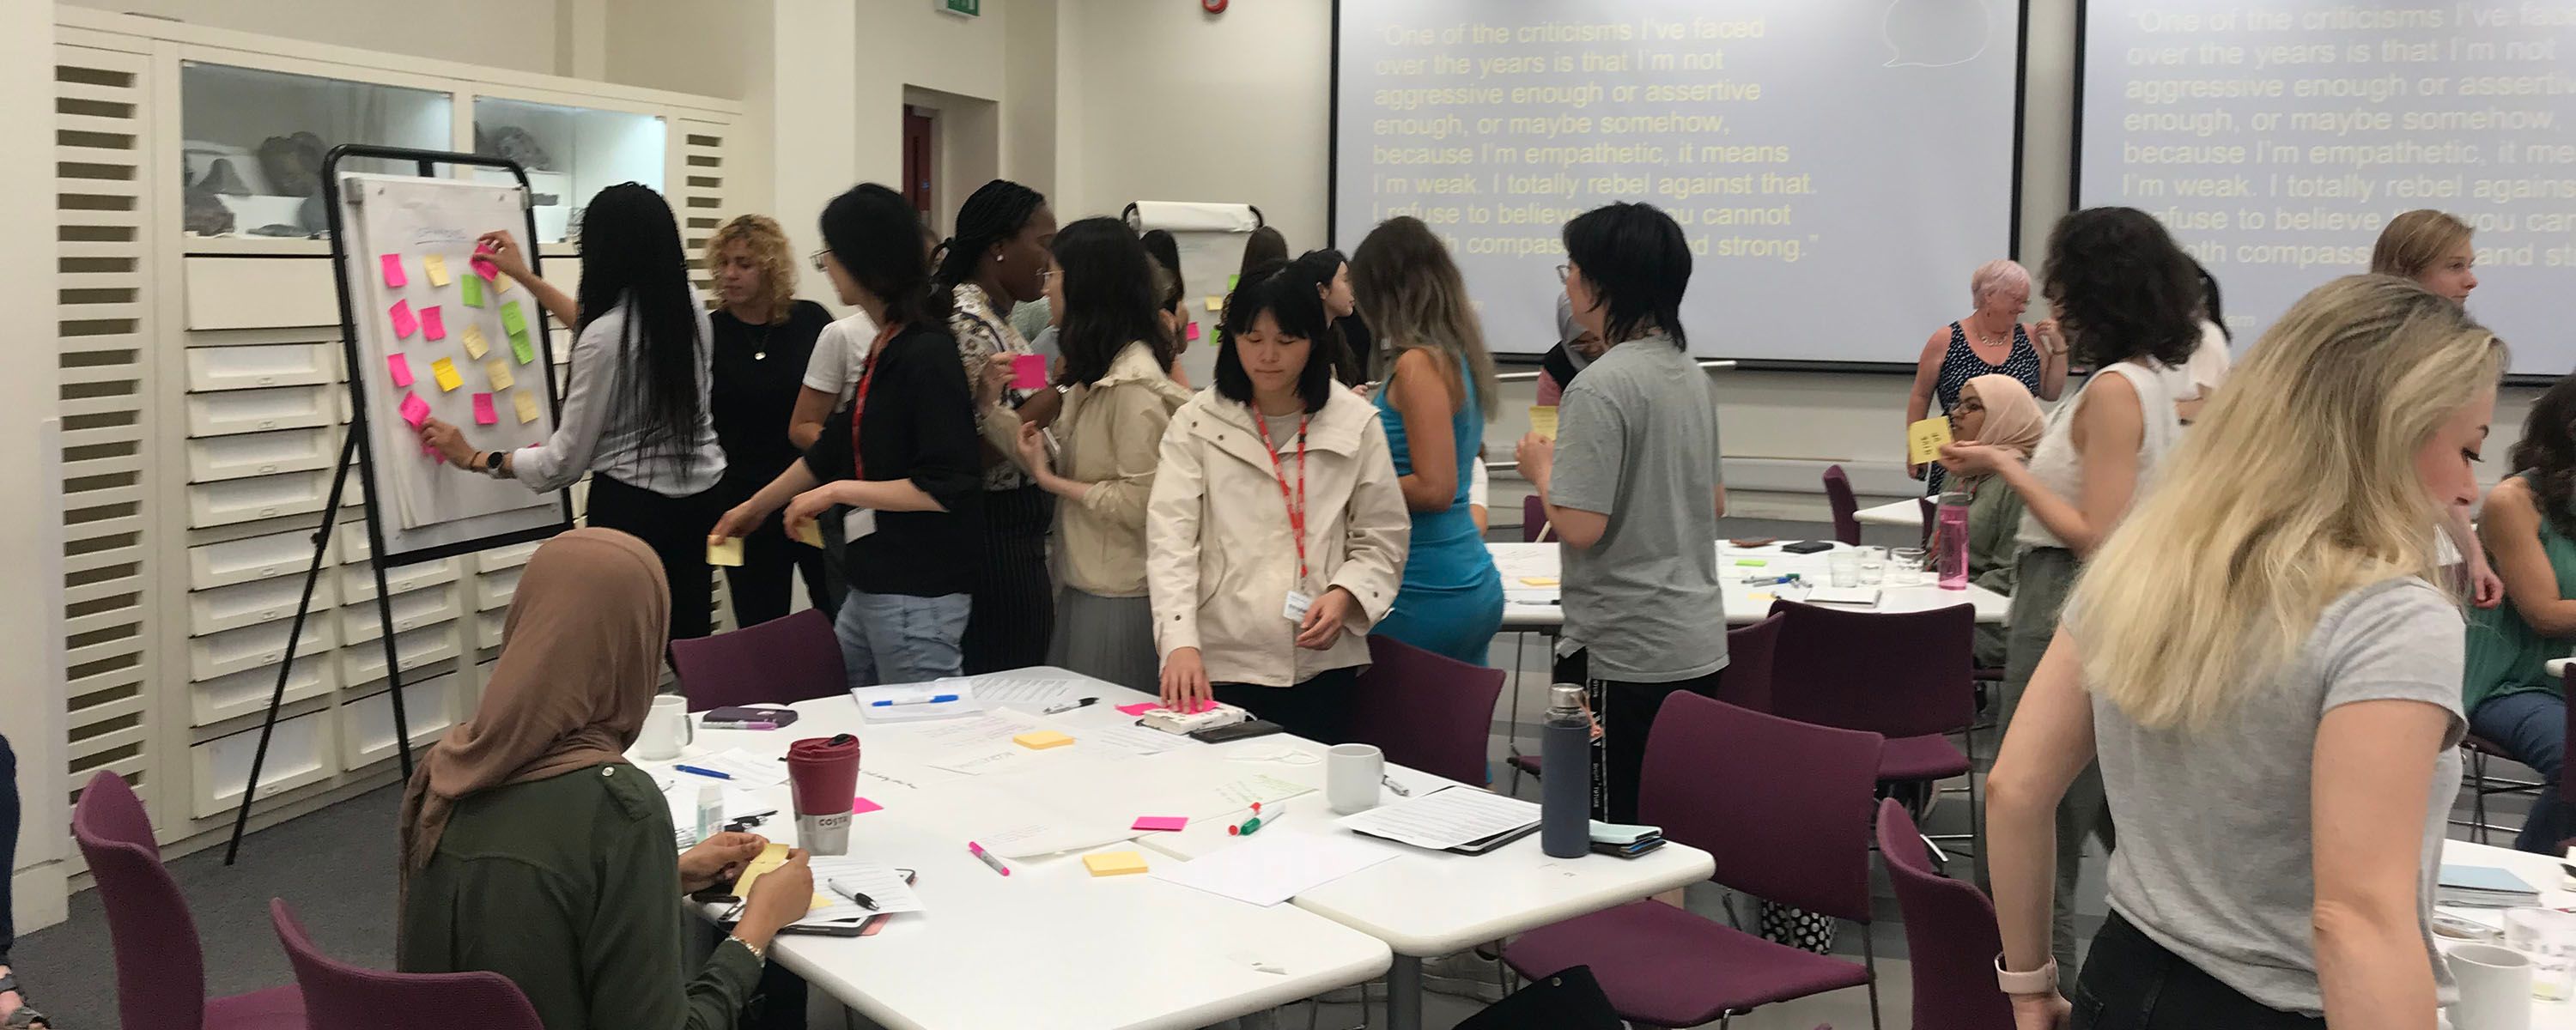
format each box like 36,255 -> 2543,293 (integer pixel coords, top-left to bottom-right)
2014,360 -> 2189,548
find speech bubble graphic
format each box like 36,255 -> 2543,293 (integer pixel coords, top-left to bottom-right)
1883,0 -> 1993,68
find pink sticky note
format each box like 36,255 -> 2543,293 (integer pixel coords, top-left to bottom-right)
1010,353 -> 1048,391
1115,701 -> 1159,717
471,392 -> 496,425
471,256 -> 500,282
398,391 -> 431,428
386,354 -> 413,387
389,300 -> 418,340
420,306 -> 446,341
380,253 -> 407,287
1185,322 -> 1201,342
1132,815 -> 1188,833
851,797 -> 884,815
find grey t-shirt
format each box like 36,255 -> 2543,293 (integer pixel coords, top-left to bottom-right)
2093,577 -> 2465,1015
1549,336 -> 1727,682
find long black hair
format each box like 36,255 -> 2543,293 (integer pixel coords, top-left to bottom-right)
2512,374 -> 2576,524
1052,217 -> 1172,385
1215,270 -> 1334,414
574,183 -> 705,464
2194,259 -> 2229,342
931,179 -> 1046,295
820,183 -> 950,330
1563,202 -> 1691,348
1139,228 -> 1184,295
2042,208 -> 2203,368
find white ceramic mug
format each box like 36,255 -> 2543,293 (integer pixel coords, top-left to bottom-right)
2447,942 -> 2533,1030
637,695 -> 692,760
1327,742 -> 1385,815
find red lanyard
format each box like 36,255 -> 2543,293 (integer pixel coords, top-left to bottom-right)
1250,406 -> 1310,580
847,321 -> 903,480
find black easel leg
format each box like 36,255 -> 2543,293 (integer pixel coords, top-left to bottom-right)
222,433 -> 359,866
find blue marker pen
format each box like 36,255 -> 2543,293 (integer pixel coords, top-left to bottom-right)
870,694 -> 961,707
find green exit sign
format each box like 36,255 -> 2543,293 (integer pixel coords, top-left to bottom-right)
939,0 -> 979,15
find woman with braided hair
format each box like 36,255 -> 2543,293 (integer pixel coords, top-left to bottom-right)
933,179 -> 1062,673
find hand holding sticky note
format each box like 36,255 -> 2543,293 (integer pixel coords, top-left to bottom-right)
1906,415 -> 1955,466
398,391 -> 431,428
1528,405 -> 1559,440
422,253 -> 451,288
791,519 -> 824,548
708,537 -> 744,566
1010,353 -> 1048,391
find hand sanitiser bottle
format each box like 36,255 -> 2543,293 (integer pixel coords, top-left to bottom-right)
1541,684 -> 1592,858
696,783 -> 725,846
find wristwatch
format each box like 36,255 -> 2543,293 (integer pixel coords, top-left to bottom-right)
1995,954 -> 2057,994
478,451 -> 513,481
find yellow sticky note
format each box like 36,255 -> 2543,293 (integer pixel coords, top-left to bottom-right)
1205,295 -> 1223,312
430,357 -> 463,391
731,843 -> 791,895
1013,730 -> 1074,750
461,324 -> 490,360
1906,416 -> 1954,465
1083,851 -> 1149,877
422,253 -> 452,288
495,272 -> 514,294
1519,577 -> 1559,587
791,520 -> 824,548
708,537 -> 744,566
485,358 -> 515,391
513,389 -> 541,425
1747,591 -> 1776,604
1528,405 -> 1559,440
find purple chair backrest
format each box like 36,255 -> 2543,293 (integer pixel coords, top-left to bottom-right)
1708,614 -> 1782,713
1875,799 -> 2015,1030
671,607 -> 847,710
271,899 -> 543,1030
1350,635 -> 1506,784
1637,694 -> 1882,922
71,771 -> 210,1030
1822,464 -> 1862,545
1522,494 -> 1550,542
1918,497 -> 1936,548
1766,598 -> 1976,741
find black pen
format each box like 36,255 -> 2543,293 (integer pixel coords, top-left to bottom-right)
1043,696 -> 1100,715
828,878 -> 879,911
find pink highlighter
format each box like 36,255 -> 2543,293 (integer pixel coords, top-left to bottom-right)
968,840 -> 1012,876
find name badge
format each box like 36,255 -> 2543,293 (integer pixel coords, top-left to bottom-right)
1282,590 -> 1314,622
843,508 -> 878,541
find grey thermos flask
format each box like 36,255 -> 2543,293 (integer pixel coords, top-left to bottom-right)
1540,684 -> 1591,858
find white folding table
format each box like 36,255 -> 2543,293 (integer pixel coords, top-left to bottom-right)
2435,838 -> 2573,1027
1492,540 -> 2009,632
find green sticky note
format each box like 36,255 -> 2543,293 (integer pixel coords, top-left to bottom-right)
509,329 -> 537,366
1227,273 -> 1239,291
460,273 -> 483,308
1735,558 -> 1768,566
499,300 -> 526,334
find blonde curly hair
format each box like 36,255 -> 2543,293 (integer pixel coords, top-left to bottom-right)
705,214 -> 799,322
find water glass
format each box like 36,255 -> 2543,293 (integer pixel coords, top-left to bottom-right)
2505,906 -> 2576,1001
1891,547 -> 1929,585
1827,551 -> 1860,588
1856,546 -> 1887,586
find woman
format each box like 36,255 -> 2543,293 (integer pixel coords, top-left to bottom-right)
1146,273 -> 1408,743
1150,262 -> 1196,390
421,185 -> 727,642
2177,262 -> 2233,423
1238,225 -> 1289,282
1288,247 -> 1371,387
1535,294 -> 1606,408
933,179 -> 1060,675
1910,259 -> 2069,494
1513,202 -> 1727,824
398,528 -> 817,1030
704,215 -> 833,626
1012,218 -> 1190,692
1941,207 -> 2200,973
2374,209 -> 2505,609
1947,373 -> 2045,669
1347,217 -> 1504,664
1989,276 -> 2500,1027
2464,373 -> 2576,853
712,184 -> 981,687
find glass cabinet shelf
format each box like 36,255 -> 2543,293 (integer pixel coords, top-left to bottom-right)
180,62 -> 452,239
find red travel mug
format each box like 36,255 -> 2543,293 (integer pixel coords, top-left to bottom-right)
786,735 -> 861,855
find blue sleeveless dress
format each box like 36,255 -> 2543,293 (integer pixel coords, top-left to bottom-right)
1370,367 -> 1506,664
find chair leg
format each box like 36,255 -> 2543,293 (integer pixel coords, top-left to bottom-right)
2469,747 -> 2490,845
1863,922 -> 1885,1030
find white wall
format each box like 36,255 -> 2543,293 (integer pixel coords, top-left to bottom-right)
8,1 -> 68,936
62,0 -> 560,75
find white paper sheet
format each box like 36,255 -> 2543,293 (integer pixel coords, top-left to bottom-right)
1150,832 -> 1400,906
852,684 -> 985,723
1334,786 -> 1540,851
1213,774 -> 1315,809
809,857 -> 927,919
677,748 -> 789,787
1082,721 -> 1199,759
964,673 -> 1084,709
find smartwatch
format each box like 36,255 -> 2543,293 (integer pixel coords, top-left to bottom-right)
1995,954 -> 2057,994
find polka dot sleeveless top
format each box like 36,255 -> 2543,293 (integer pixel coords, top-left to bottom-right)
1925,320 -> 2042,496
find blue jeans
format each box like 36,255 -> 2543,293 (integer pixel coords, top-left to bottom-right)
2470,689 -> 2569,853
836,591 -> 971,688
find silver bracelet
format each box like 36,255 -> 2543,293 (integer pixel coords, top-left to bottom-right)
728,934 -> 766,963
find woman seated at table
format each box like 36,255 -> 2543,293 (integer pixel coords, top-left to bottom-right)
1909,259 -> 2068,495
1989,274 -> 2500,1027
2374,209 -> 2506,609
1013,217 -> 1191,693
1145,273 -> 1409,743
2465,373 -> 2576,853
1945,373 -> 2044,668
398,528 -> 817,1030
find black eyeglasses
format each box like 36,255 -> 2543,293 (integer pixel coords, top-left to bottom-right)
1555,264 -> 1571,283
809,249 -> 829,273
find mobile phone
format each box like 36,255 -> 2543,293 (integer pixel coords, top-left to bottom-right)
1190,719 -> 1285,743
703,706 -> 798,729
1781,540 -> 1835,554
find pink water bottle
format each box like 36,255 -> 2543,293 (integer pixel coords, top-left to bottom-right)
1936,491 -> 1971,591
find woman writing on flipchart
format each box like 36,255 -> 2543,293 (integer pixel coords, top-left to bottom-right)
417,183 -> 728,644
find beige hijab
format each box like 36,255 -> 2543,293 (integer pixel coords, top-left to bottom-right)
398,528 -> 670,882
1962,373 -> 2046,459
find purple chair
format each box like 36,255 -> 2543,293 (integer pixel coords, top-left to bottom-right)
670,607 -> 847,711
1352,634 -> 1505,784
1522,494 -> 1551,542
1503,694 -> 1887,1029
70,772 -> 305,1030
1508,617 -> 1783,791
1874,799 -> 2014,1030
270,899 -> 541,1030
1822,465 -> 1862,546
1768,599 -> 1980,849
